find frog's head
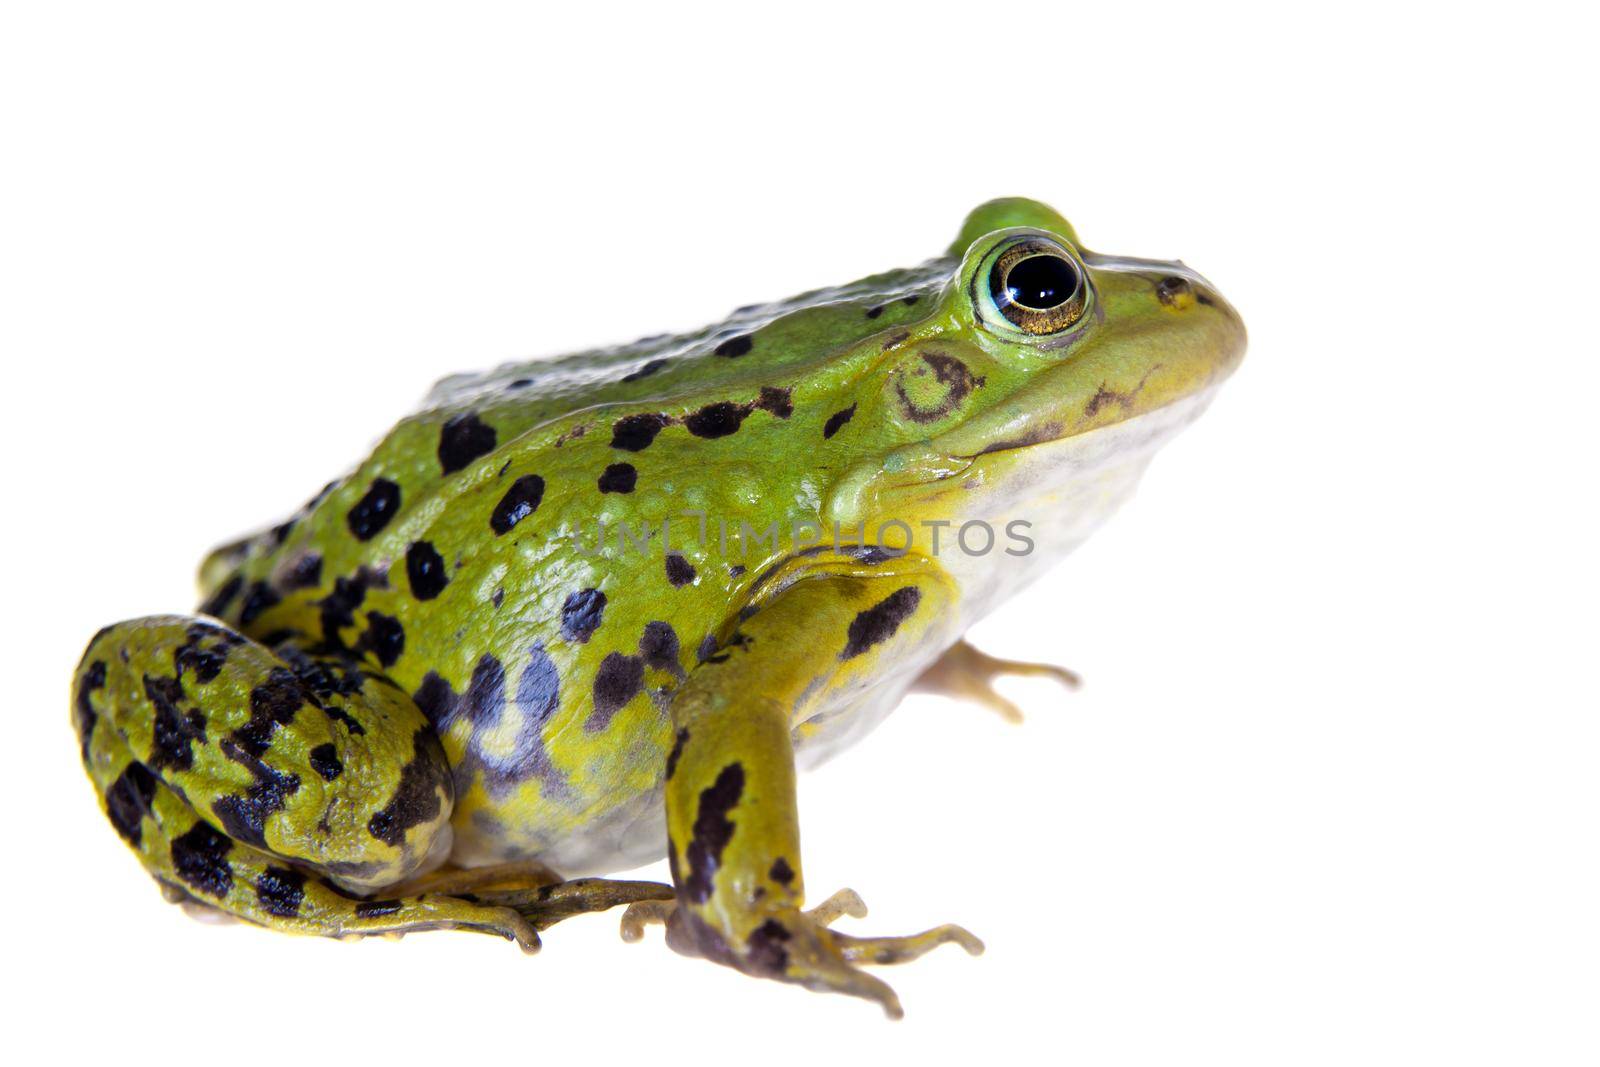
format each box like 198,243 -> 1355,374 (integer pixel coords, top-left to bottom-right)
825,197 -> 1246,540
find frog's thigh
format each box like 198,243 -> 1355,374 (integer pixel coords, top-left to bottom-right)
659,567 -> 977,1013
72,615 -> 536,946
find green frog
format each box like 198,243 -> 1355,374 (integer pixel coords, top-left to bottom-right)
72,198 -> 1245,1017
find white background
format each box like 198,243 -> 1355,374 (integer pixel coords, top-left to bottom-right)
3,3 -> 1594,1063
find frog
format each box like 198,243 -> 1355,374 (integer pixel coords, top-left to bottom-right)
72,198 -> 1245,1017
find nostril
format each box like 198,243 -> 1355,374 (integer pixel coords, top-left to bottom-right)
1156,275 -> 1192,306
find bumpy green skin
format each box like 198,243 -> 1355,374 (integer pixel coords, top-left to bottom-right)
73,199 -> 1245,1015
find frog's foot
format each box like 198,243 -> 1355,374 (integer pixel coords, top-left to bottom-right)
913,638 -> 1081,723
621,888 -> 982,1019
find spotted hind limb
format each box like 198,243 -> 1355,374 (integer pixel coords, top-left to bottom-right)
72,616 -> 652,949
913,638 -> 1081,723
650,565 -> 983,1018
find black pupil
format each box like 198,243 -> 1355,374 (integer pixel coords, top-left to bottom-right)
1005,254 -> 1078,309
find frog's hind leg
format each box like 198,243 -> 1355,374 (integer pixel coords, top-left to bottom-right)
912,638 -> 1081,723
72,615 -> 648,950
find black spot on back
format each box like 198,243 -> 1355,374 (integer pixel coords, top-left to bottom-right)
347,479 -> 401,541
200,574 -> 244,617
841,586 -> 922,659
684,402 -> 748,439
823,403 -> 856,439
714,334 -> 753,358
756,386 -> 793,419
405,541 -> 448,600
413,672 -> 459,727
665,553 -> 697,587
746,917 -> 791,976
611,413 -> 669,452
683,762 -> 745,904
769,856 -> 795,886
358,611 -> 405,667
588,652 -> 644,731
238,581 -> 280,625
438,413 -> 497,474
561,588 -> 607,643
598,463 -> 637,494
280,553 -> 324,591
621,358 -> 670,382
492,475 -> 545,534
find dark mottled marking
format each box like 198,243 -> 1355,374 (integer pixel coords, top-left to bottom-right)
357,611 -> 404,668
438,412 -> 497,474
588,652 -> 644,732
895,351 -> 982,424
841,586 -> 922,659
611,412 -> 669,452
280,553 -> 323,591
170,820 -> 234,899
684,402 -> 748,439
491,474 -> 545,534
822,404 -> 856,439
75,659 -> 107,762
200,574 -> 243,617
665,727 -> 689,780
621,358 -> 670,382
460,654 -> 506,729
317,571 -> 370,645
212,763 -> 300,848
560,588 -> 607,643
309,743 -> 343,781
405,541 -> 448,600
975,422 -> 1063,456
746,917 -> 792,975
269,518 -> 296,546
347,479 -> 401,541
233,667 -> 306,758
598,462 -> 637,494
756,386 -> 793,419
865,304 -> 884,319
255,866 -> 306,918
507,378 -> 533,390
1196,292 -> 1216,306
354,899 -> 403,918
145,674 -> 206,772
413,671 -> 459,727
105,762 -> 159,845
714,334 -> 753,358
367,729 -> 447,846
640,620 -> 684,678
903,294 -> 921,306
769,856 -> 795,886
238,581 -> 280,625
728,564 -> 746,578
696,633 -> 719,664
682,762 -> 745,904
882,329 -> 911,350
665,553 -> 696,587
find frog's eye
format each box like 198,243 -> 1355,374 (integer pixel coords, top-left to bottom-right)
983,238 -> 1088,336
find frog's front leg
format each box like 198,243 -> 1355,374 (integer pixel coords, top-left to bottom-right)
642,567 -> 983,1017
